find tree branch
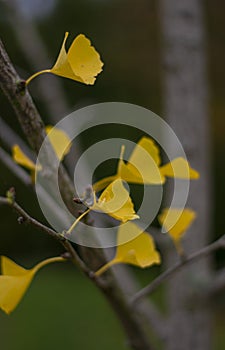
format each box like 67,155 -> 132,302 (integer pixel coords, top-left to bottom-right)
0,37 -> 158,350
0,196 -> 155,349
0,196 -> 90,275
0,116 -> 33,155
131,236 -> 225,304
0,147 -> 32,186
111,264 -> 167,341
133,299 -> 168,341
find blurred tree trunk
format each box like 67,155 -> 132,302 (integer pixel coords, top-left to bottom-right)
159,0 -> 213,349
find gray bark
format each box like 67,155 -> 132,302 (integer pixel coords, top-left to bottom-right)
159,0 -> 213,349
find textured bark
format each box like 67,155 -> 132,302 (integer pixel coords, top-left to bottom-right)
159,1 -> 212,349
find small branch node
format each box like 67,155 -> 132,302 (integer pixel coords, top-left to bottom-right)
16,79 -> 26,95
17,216 -> 25,224
6,187 -> 16,204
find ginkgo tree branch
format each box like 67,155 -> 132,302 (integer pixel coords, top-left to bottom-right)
0,40 -> 46,152
0,194 -> 157,350
0,148 -> 32,187
133,298 -> 168,341
131,235 -> 225,304
113,264 -> 167,341
0,116 -> 34,186
0,116 -> 32,155
0,196 -> 90,275
0,37 -> 159,350
0,38 -> 76,216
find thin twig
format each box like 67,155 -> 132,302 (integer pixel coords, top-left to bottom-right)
131,236 -> 225,304
0,196 -> 90,275
0,193 -> 156,348
0,148 -> 32,186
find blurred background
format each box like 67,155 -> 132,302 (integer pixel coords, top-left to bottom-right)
0,0 -> 225,349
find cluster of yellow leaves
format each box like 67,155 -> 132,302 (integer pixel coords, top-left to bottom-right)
0,32 -> 105,314
92,137 -> 199,275
66,135 -> 199,238
95,209 -> 196,276
11,133 -> 199,284
93,137 -> 199,192
0,206 -> 196,313
0,32 -> 200,314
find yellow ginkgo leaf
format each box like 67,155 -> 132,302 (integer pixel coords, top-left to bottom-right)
12,126 -> 71,178
93,137 -> 163,192
160,158 -> 200,180
12,145 -> 37,171
45,125 -> 71,160
128,137 -> 161,168
67,33 -> 103,85
117,138 -> 163,185
92,175 -> 118,193
93,179 -> 139,222
26,33 -> 103,85
95,222 -> 161,276
67,179 -> 139,234
158,208 -> 196,254
0,256 -> 65,314
93,136 -> 199,193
